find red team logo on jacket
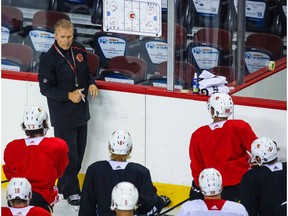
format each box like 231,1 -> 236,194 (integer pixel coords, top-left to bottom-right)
76,53 -> 83,62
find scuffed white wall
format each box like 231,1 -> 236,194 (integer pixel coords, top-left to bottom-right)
1,78 -> 287,187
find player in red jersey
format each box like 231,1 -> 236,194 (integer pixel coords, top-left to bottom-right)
178,168 -> 248,216
1,177 -> 50,216
189,93 -> 257,202
3,106 -> 69,213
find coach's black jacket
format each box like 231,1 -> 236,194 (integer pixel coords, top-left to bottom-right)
38,41 -> 95,128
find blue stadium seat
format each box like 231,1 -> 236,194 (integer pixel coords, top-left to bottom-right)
90,31 -> 138,69
187,28 -> 233,70
139,36 -> 168,76
139,23 -> 187,76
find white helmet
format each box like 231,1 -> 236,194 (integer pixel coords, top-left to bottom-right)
199,168 -> 222,196
251,137 -> 278,166
207,93 -> 233,118
110,182 -> 139,211
109,130 -> 132,155
6,177 -> 32,201
23,106 -> 48,130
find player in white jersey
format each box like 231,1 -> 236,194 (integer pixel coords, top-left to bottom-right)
177,168 -> 248,216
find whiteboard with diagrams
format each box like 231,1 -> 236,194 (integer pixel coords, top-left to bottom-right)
103,0 -> 162,36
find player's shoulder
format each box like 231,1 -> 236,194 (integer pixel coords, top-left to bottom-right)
226,119 -> 250,126
127,162 -> 148,169
127,162 -> 150,173
29,206 -> 51,215
5,139 -> 25,148
88,160 -> 109,170
223,200 -> 248,212
1,206 -> 12,215
42,137 -> 68,147
180,199 -> 207,211
243,166 -> 270,179
192,124 -> 211,135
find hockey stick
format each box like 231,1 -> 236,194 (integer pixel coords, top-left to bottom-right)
158,198 -> 190,216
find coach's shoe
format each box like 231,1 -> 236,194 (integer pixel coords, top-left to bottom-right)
66,194 -> 81,206
160,195 -> 171,207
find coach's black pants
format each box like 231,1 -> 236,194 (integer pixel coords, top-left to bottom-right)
54,124 -> 88,199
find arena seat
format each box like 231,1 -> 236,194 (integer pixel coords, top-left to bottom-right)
233,0 -> 278,33
90,31 -> 138,69
187,28 -> 233,70
161,23 -> 188,50
153,61 -> 195,89
2,0 -> 53,10
139,36 -> 168,76
210,66 -> 236,84
244,33 -> 284,74
98,56 -> 147,84
139,23 -> 187,76
52,0 -> 93,15
31,10 -> 71,30
1,5 -> 23,44
1,43 -> 34,72
191,0 -> 233,30
86,52 -> 100,77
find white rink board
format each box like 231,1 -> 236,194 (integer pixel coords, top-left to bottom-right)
1,78 -> 287,187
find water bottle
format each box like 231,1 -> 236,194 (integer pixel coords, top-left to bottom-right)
192,73 -> 199,94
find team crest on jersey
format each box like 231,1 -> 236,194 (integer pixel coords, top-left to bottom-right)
76,53 -> 83,62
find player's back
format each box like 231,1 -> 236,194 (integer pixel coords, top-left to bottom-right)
81,160 -> 156,216
261,162 -> 287,216
177,199 -> 248,216
4,137 -> 67,187
1,206 -> 50,216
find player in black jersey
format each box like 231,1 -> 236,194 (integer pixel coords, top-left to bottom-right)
240,137 -> 287,216
79,130 -> 170,216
